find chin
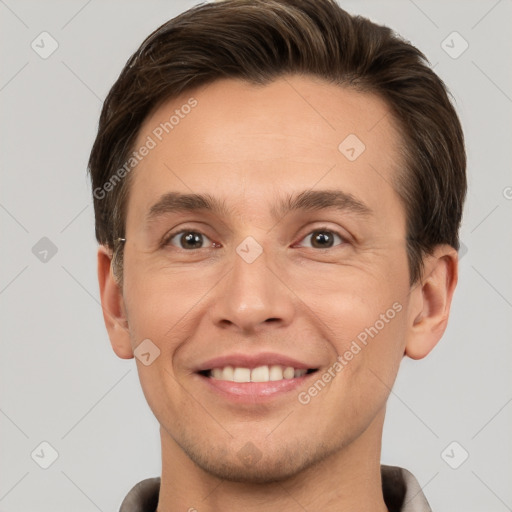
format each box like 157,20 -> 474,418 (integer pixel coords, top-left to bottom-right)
180,437 -> 337,484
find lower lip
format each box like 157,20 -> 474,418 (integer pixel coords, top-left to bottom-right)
196,373 -> 316,403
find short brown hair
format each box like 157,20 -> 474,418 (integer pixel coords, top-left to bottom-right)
88,0 -> 466,285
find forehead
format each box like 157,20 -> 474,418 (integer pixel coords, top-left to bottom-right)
127,75 -> 404,227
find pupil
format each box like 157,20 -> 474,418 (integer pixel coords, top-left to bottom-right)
178,231 -> 333,249
182,232 -> 202,249
313,231 -> 333,248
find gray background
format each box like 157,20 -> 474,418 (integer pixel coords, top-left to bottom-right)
1,0 -> 511,510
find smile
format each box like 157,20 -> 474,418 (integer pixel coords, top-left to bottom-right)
200,365 -> 317,382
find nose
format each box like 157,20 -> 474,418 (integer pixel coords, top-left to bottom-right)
210,241 -> 295,333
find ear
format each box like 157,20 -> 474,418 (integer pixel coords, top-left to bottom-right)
97,245 -> 133,359
404,245 -> 459,359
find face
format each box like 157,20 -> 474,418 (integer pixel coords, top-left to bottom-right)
118,75 -> 413,482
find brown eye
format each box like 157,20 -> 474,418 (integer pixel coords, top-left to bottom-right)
164,230 -> 213,250
298,229 -> 345,249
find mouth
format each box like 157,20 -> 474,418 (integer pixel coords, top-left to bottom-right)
195,364 -> 319,402
198,365 -> 318,382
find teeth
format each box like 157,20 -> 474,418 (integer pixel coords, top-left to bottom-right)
283,366 -> 295,379
211,368 -> 223,379
222,366 -> 234,381
209,364 -> 310,382
251,365 -> 270,382
233,367 -> 251,383
269,364 -> 284,381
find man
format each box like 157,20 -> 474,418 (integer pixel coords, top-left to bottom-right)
88,0 -> 466,510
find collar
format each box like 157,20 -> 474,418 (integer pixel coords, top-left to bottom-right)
119,464 -> 432,512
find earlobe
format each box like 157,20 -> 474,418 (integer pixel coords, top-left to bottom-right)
97,245 -> 134,359
404,245 -> 459,360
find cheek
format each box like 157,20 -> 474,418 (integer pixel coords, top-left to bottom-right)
122,258 -> 204,341
123,271 -> 193,420
305,270 -> 404,343
306,274 -> 407,398
307,303 -> 406,439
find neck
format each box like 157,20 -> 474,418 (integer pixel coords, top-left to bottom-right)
157,408 -> 389,512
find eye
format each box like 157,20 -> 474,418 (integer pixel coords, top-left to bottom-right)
163,229 -> 217,250
296,228 -> 346,249
162,226 -> 347,251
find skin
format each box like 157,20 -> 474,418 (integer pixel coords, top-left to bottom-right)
97,75 -> 458,512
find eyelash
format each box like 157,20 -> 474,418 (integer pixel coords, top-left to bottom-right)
161,226 -> 348,251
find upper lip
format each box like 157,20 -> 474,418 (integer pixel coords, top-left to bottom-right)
195,352 -> 317,372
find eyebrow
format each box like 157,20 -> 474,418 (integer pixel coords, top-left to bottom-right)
145,189 -> 372,225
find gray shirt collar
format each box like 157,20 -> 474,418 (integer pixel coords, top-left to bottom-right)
119,464 -> 432,512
